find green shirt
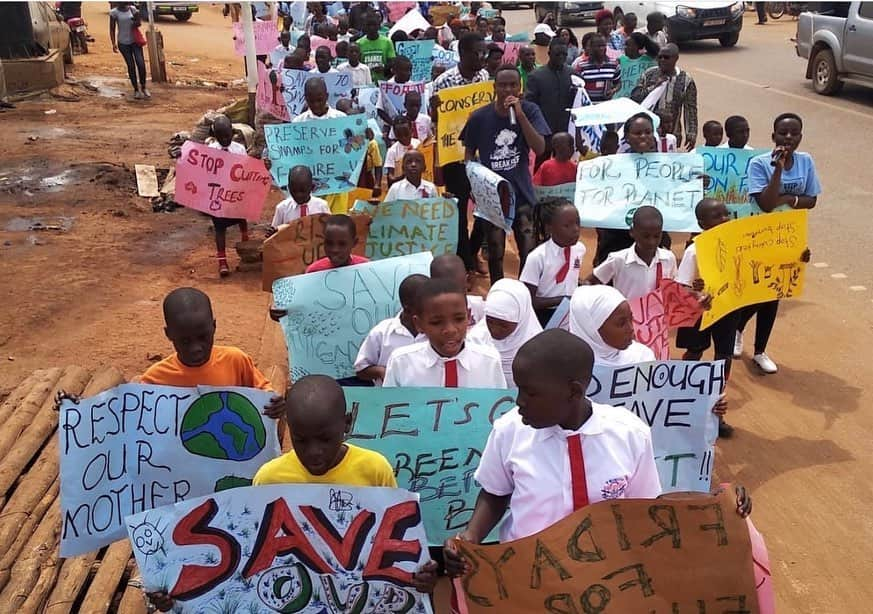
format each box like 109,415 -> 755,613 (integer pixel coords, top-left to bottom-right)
518,63 -> 540,93
616,55 -> 656,99
357,35 -> 396,82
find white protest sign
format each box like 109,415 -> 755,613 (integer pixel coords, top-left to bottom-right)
466,161 -> 513,233
545,297 -> 570,330
574,153 -> 705,232
280,69 -> 353,117
127,484 -> 434,613
378,80 -> 428,118
389,8 -> 431,38
570,96 -> 660,129
588,360 -> 723,492
432,45 -> 459,68
59,384 -> 279,557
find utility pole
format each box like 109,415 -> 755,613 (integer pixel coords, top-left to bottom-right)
145,1 -> 167,83
240,2 -> 259,126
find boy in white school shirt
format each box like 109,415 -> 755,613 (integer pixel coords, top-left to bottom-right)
354,274 -> 429,386
586,206 -> 676,300
269,165 -> 331,232
519,199 -> 586,327
383,151 -> 438,201
383,116 -> 421,183
429,254 -> 485,327
337,43 -> 373,87
383,278 -> 506,388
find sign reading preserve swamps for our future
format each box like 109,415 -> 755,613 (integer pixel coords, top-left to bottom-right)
59,385 -> 279,557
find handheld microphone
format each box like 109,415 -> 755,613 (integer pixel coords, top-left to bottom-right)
509,106 -> 517,125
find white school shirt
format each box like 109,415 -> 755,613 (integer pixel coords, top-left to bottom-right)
208,140 -> 247,155
676,242 -> 698,286
519,239 -> 586,298
716,143 -> 754,150
271,196 -> 330,227
384,178 -> 439,201
389,113 -> 434,141
382,341 -> 506,388
337,62 -> 373,87
467,295 -> 485,327
593,246 -> 677,300
384,139 -> 421,175
291,107 -> 347,122
475,404 -> 662,542
353,315 -> 418,386
656,133 -> 678,153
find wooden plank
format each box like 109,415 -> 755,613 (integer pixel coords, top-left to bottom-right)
77,540 -> 131,614
0,478 -> 58,593
0,500 -> 61,611
0,367 -> 62,468
134,164 -> 159,198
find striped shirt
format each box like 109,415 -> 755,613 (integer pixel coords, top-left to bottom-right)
576,59 -> 622,103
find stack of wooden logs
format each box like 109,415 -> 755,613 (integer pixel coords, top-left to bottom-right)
0,364 -> 286,613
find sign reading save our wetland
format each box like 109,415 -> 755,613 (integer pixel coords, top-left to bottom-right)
59,385 -> 279,557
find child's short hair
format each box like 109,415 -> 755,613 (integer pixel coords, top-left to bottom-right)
163,287 -> 213,323
703,120 -> 723,132
724,115 -> 748,134
324,214 -> 357,239
393,115 -> 411,129
551,131 -> 573,148
285,374 -> 346,422
631,205 -> 663,228
516,328 -> 594,383
601,129 -> 619,146
288,165 -> 313,185
394,55 -> 412,69
399,273 -> 429,310
416,277 -> 465,312
487,43 -> 504,59
533,197 -> 575,245
774,112 -> 802,130
429,253 -> 465,281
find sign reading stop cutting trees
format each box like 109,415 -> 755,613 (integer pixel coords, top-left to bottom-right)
58,384 -> 280,556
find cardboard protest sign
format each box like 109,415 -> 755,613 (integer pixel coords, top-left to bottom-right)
589,360 -> 721,492
454,490 -> 759,613
574,153 -> 704,232
264,115 -> 368,193
59,385 -> 279,557
436,81 -> 494,165
534,182 -> 575,203
355,86 -> 381,121
174,142 -> 270,221
429,4 -> 460,26
353,198 -> 459,260
467,161 -> 513,233
273,252 -> 433,379
395,40 -> 436,81
494,42 -> 522,65
379,80 -> 428,118
616,57 -> 655,99
699,146 -> 771,218
545,297 -> 570,330
128,485 -> 433,614
279,69 -> 353,117
256,62 -> 291,120
432,44 -> 460,68
269,45 -> 291,69
420,140 -> 436,182
232,20 -> 276,56
629,280 -> 703,360
696,210 -> 808,328
345,387 -> 515,545
261,213 -> 372,291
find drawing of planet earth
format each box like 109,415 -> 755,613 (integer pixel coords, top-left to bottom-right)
180,391 -> 266,461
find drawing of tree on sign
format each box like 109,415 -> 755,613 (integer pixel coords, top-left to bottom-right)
768,264 -> 802,298
733,254 -> 745,297
715,238 -> 728,272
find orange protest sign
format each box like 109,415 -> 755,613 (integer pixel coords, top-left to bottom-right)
261,213 -> 371,291
455,491 -> 759,613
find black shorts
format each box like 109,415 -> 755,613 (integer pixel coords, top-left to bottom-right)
210,216 -> 246,231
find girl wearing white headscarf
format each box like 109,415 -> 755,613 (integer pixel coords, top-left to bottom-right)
568,285 -> 655,367
470,279 -> 543,388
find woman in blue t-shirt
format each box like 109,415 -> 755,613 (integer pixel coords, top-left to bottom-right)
738,112 -> 821,374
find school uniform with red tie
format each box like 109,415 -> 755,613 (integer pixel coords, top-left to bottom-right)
381,341 -> 506,388
474,403 -> 662,542
519,237 -> 586,326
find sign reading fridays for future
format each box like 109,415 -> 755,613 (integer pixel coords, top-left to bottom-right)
59,385 -> 279,557
346,360 -> 722,545
128,485 -> 433,614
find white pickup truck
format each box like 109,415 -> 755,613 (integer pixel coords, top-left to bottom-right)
796,1 -> 873,95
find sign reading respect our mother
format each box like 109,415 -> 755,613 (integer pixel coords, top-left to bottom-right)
128,485 -> 433,614
59,385 -> 279,557
574,153 -> 705,232
273,252 -> 433,380
436,81 -> 494,165
264,115 -> 368,193
174,141 -> 271,221
454,491 -> 759,614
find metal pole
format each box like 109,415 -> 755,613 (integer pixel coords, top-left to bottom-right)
240,1 -> 259,126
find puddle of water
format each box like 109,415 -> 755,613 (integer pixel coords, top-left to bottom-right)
40,170 -> 76,189
82,76 -> 126,98
4,216 -> 75,232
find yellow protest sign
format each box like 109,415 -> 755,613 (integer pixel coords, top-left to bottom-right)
455,491 -> 759,613
436,81 -> 494,166
419,140 -> 435,183
696,209 -> 808,328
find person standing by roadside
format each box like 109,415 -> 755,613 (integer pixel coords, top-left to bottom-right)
110,2 -> 149,100
755,2 -> 768,24
525,37 -> 575,169
631,43 -> 698,150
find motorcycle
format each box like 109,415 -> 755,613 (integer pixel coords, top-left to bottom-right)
765,2 -> 806,20
56,2 -> 89,54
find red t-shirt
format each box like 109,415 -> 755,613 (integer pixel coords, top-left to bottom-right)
305,255 -> 370,273
533,159 -> 578,187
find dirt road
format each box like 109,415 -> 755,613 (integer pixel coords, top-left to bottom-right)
0,6 -> 870,613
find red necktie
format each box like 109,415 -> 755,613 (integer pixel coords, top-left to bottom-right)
555,246 -> 572,283
300,204 -> 309,217
444,359 -> 458,388
567,433 -> 589,510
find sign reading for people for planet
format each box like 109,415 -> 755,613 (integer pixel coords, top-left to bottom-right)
127,485 -> 433,614
59,385 -> 279,557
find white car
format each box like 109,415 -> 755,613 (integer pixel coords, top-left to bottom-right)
606,1 -> 745,47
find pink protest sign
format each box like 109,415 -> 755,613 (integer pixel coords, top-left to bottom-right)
630,289 -> 670,360
232,21 -> 278,56
660,278 -> 704,327
310,35 -> 338,57
256,61 -> 291,121
496,42 -> 522,65
175,141 -> 271,221
388,2 -> 416,22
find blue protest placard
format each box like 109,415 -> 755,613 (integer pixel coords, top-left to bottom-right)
395,40 -> 436,82
264,115 -> 368,193
534,182 -> 576,203
273,252 -> 433,379
431,44 -> 459,68
280,69 -> 353,117
574,153 -> 705,232
699,146 -> 771,218
59,384 -> 280,557
355,86 -> 381,121
353,198 -> 459,260
345,387 -> 515,545
467,161 -> 514,233
127,484 -> 433,613
588,360 -> 723,493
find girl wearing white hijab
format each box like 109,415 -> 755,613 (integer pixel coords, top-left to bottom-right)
568,285 -> 655,367
470,279 -> 543,388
